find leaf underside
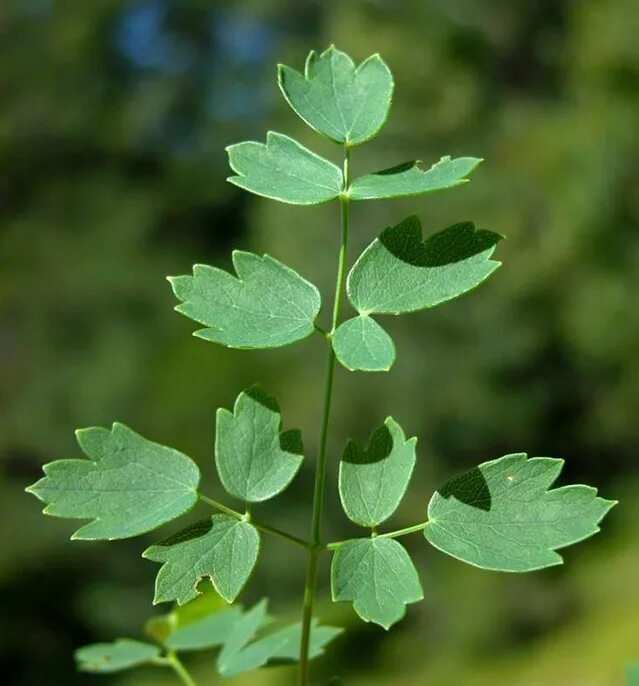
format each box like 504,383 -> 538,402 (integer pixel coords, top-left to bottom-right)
332,315 -> 396,372
26,423 -> 200,540
75,639 -> 160,673
425,453 -> 616,572
144,515 -> 260,605
339,417 -> 416,527
348,215 -> 502,316
331,537 -> 423,629
169,251 -> 321,349
216,385 -> 304,502
226,131 -> 343,204
278,45 -> 393,146
349,156 -> 482,200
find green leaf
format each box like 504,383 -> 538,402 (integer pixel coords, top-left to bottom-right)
217,600 -> 272,677
216,386 -> 304,502
424,453 -> 616,572
348,216 -> 501,316
333,315 -> 395,372
278,46 -> 393,146
26,423 -> 200,540
75,639 -> 160,673
349,156 -> 482,200
626,664 -> 639,686
226,132 -> 343,204
169,252 -> 321,349
339,418 -> 416,527
165,606 -> 244,651
143,515 -> 260,604
331,538 -> 423,629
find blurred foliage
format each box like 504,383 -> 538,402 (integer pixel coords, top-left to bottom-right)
1,0 -> 638,684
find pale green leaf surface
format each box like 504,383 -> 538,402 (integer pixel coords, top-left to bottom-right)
165,607 -> 244,651
331,538 -> 423,629
266,620 -> 343,662
348,215 -> 501,316
333,315 -> 395,372
626,664 -> 639,686
349,156 -> 482,200
75,639 -> 160,673
169,252 -> 321,349
278,46 -> 393,145
26,423 -> 200,540
226,132 -> 343,204
144,515 -> 259,605
425,453 -> 616,572
217,600 -> 272,677
216,386 -> 304,502
339,417 -> 416,527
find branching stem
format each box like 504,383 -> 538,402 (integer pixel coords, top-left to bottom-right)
298,145 -> 351,686
326,522 -> 428,550
199,494 -> 311,550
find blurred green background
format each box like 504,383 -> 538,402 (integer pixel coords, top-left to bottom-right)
2,0 -> 639,684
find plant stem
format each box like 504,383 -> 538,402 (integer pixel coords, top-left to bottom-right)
325,522 -> 428,550
166,652 -> 199,686
298,146 -> 351,686
199,493 -> 311,550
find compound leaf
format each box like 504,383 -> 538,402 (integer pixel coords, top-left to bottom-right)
349,156 -> 482,200
339,418 -> 416,527
75,639 -> 160,673
348,215 -> 501,316
333,315 -> 395,372
227,132 -> 343,204
169,252 -> 321,349
165,606 -> 244,651
331,538 -> 423,629
217,600 -> 272,677
278,46 -> 393,145
144,515 -> 259,605
425,453 -> 616,572
26,423 -> 200,540
216,386 -> 304,502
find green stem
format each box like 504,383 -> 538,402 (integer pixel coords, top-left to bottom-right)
166,652 -> 199,686
199,493 -> 311,551
298,146 -> 351,686
325,522 -> 428,550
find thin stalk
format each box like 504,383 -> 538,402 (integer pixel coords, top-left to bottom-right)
166,652 -> 199,686
325,522 -> 428,550
298,146 -> 351,686
199,493 -> 311,550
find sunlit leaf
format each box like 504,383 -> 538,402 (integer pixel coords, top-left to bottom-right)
349,156 -> 481,200
144,515 -> 259,604
227,132 -> 343,204
169,252 -> 321,349
425,454 -> 616,572
331,538 -> 423,629
216,386 -> 304,502
332,315 -> 395,372
26,423 -> 200,540
278,45 -> 393,145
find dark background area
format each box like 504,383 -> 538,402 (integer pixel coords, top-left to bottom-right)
1,1 -> 638,684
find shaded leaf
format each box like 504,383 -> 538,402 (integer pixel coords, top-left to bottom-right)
75,639 -> 160,673
144,515 -> 259,604
333,315 -> 395,372
217,600 -> 272,677
216,386 -> 304,502
169,252 -> 321,349
26,423 -> 199,540
348,215 -> 501,316
165,606 -> 244,651
331,538 -> 423,629
339,417 -> 416,527
278,45 -> 393,145
266,620 -> 343,662
425,453 -> 616,572
226,132 -> 343,204
349,156 -> 482,200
